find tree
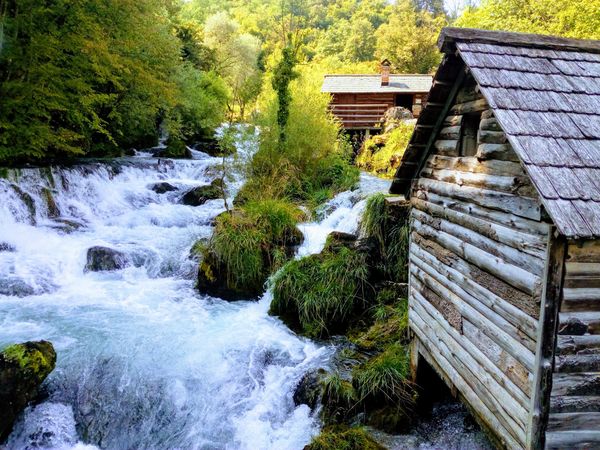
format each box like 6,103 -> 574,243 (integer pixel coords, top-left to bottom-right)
203,12 -> 263,120
455,0 -> 600,39
271,44 -> 298,146
375,0 -> 446,74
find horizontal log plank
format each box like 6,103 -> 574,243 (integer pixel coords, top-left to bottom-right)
476,143 -> 520,162
547,413 -> 600,432
414,219 -> 542,297
434,139 -> 459,156
552,373 -> 600,396
550,396 -> 600,413
545,431 -> 600,450
450,98 -> 489,114
415,190 -> 550,236
560,312 -> 600,335
416,177 -> 541,221
555,354 -> 600,373
412,197 -> 546,259
566,241 -> 600,263
419,167 -> 537,198
557,335 -> 600,355
411,238 -> 538,337
426,154 -> 526,177
412,208 -> 545,276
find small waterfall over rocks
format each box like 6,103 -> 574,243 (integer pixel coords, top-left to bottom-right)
0,128 -> 486,449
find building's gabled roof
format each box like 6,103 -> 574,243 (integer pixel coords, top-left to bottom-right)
390,27 -> 600,239
321,74 -> 433,94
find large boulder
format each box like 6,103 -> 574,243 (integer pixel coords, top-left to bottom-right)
85,246 -> 129,272
181,180 -> 223,206
0,243 -> 16,253
0,341 -> 57,441
149,182 -> 177,194
154,138 -> 193,159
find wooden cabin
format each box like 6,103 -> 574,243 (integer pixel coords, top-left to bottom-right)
390,27 -> 600,449
321,60 -> 432,129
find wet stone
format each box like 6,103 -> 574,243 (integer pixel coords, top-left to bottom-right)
149,182 -> 178,194
85,246 -> 130,272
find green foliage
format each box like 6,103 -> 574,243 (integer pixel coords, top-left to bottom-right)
456,0 -> 600,40
271,46 -> 299,145
361,193 -> 410,283
305,426 -> 385,450
352,343 -> 414,405
356,121 -> 415,178
375,0 -> 447,73
270,245 -> 370,338
2,342 -> 55,380
202,199 -> 304,292
0,0 -> 229,164
352,299 -> 409,352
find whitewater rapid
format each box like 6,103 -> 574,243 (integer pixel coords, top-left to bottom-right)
0,131 -> 390,450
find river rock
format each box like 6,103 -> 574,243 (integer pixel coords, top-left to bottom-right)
85,246 -> 130,272
149,182 -> 178,194
293,369 -> 327,410
194,138 -> 232,157
0,242 -> 16,252
0,341 -> 57,441
324,231 -> 358,251
0,278 -> 37,297
181,180 -> 223,206
154,138 -> 193,159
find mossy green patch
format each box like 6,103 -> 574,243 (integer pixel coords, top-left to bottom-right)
351,299 -> 409,352
304,425 -> 385,450
269,245 -> 371,338
2,341 -> 55,381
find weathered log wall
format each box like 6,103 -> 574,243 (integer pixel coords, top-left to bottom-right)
546,240 -> 600,449
409,81 -> 551,449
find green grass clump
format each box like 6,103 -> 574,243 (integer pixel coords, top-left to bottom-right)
356,121 -> 414,178
352,343 -> 414,407
199,199 -> 304,296
304,426 -> 385,450
353,299 -> 409,352
361,193 -> 410,283
269,245 -> 370,338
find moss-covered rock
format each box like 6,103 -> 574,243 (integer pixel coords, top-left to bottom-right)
155,138 -> 193,159
42,187 -> 60,218
197,200 -> 304,301
304,426 -> 385,450
181,180 -> 223,206
0,341 -> 57,441
293,369 -> 327,410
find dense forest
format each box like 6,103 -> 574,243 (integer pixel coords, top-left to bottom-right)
2,0 -> 597,166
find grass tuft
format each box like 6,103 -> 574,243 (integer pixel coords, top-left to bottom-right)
304,425 -> 385,450
269,245 -> 371,338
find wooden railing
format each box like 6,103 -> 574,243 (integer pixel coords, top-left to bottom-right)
328,103 -> 389,129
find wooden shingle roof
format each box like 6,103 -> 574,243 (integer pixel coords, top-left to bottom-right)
321,74 -> 432,94
390,27 -> 600,239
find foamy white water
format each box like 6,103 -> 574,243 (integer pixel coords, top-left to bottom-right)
0,129 -> 391,450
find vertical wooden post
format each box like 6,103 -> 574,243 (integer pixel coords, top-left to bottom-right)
527,228 -> 566,449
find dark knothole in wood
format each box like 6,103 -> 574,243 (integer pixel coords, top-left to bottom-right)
459,111 -> 481,157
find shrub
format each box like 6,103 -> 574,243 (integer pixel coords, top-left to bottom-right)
356,121 -> 414,178
269,245 -> 371,338
304,426 -> 384,450
352,298 -> 409,352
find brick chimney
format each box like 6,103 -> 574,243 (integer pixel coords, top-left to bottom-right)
380,59 -> 391,86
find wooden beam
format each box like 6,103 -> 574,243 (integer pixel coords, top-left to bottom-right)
390,60 -> 466,196
527,229 -> 567,450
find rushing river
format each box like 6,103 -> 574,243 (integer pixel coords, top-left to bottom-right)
0,130 -> 489,449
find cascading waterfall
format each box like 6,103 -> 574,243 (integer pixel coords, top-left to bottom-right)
0,129 -> 387,450
0,129 -> 488,449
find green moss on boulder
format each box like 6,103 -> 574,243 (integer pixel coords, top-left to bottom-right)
0,341 -> 57,440
304,426 -> 385,450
